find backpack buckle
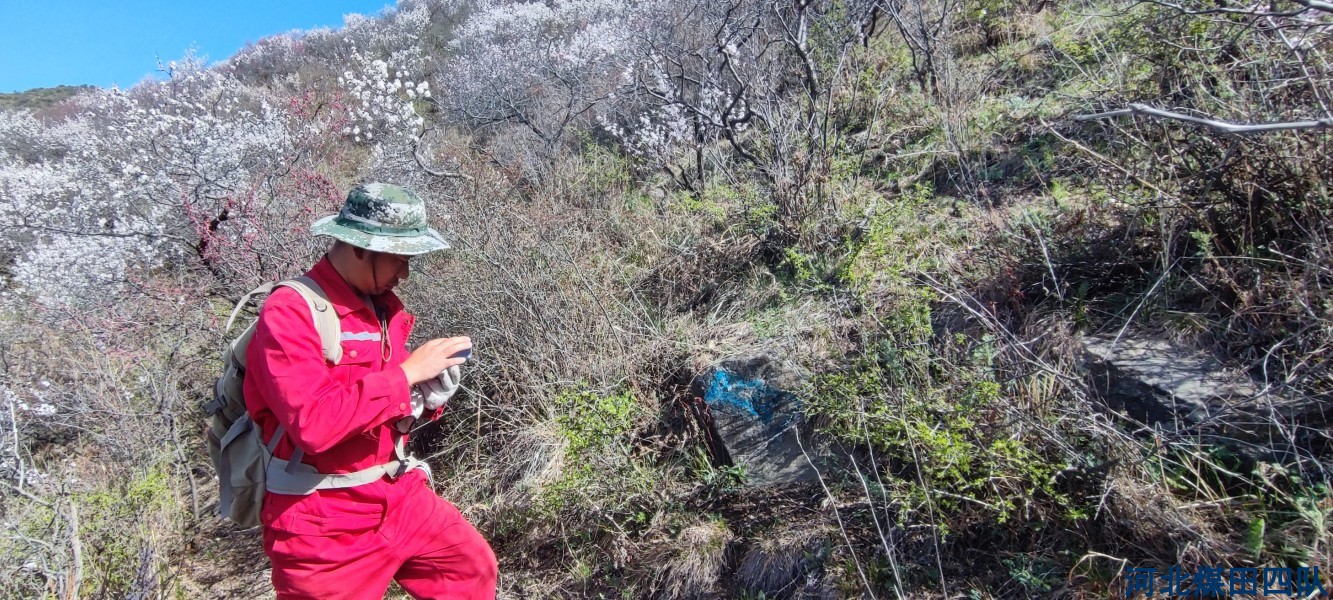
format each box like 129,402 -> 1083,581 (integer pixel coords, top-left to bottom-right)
203,396 -> 225,415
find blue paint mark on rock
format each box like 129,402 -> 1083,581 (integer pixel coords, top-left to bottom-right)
704,369 -> 795,424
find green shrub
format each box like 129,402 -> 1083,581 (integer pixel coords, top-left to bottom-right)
77,465 -> 180,598
808,285 -> 1076,530
539,386 -> 659,529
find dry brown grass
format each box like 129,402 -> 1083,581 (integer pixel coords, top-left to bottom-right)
655,520 -> 735,600
735,526 -> 830,598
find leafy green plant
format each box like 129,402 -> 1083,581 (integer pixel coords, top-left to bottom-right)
1003,553 -> 1060,593
808,296 -> 1077,531
76,465 -> 180,598
689,446 -> 748,494
537,386 -> 667,541
554,387 -> 641,457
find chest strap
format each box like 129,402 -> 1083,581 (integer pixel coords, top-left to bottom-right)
263,427 -> 431,495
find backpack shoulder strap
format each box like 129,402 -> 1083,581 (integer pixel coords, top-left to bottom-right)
223,281 -> 281,333
277,276 -> 344,366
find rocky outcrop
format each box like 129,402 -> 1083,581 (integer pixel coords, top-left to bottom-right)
691,354 -> 822,486
1081,334 -> 1328,461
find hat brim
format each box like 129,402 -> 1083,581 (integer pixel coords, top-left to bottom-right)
311,215 -> 450,256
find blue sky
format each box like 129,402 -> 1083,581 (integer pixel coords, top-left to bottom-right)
0,0 -> 397,93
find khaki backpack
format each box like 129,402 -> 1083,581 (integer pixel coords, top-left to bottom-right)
204,277 -> 342,528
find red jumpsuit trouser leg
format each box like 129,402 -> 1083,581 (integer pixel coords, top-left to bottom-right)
263,472 -> 497,600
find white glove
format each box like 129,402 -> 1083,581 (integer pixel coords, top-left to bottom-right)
417,364 -> 462,412
398,366 -> 464,433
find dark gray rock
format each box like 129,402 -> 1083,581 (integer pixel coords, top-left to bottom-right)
692,354 -> 821,486
1084,335 -> 1250,426
1081,334 -> 1327,462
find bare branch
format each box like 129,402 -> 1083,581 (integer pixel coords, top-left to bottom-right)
0,478 -> 50,508
0,218 -> 192,246
1074,103 -> 1333,134
1138,0 -> 1330,17
413,129 -> 473,181
1266,15 -> 1333,118
1293,0 -> 1333,12
67,500 -> 82,600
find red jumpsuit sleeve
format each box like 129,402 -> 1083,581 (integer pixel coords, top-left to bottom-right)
248,290 -> 413,455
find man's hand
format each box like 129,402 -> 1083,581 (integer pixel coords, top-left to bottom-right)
400,337 -> 471,385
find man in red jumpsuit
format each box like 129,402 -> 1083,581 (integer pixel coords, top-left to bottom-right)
245,183 -> 498,599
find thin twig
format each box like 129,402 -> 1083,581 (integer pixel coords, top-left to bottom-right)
1138,0 -> 1333,17
0,478 -> 51,507
1040,118 -> 1177,199
794,424 -> 877,599
8,399 -> 23,491
1075,103 -> 1333,134
848,451 -> 905,600
414,129 -> 474,180
1026,213 -> 1065,303
1266,16 -> 1333,119
67,499 -> 82,600
1112,258 -> 1179,346
899,414 -> 950,600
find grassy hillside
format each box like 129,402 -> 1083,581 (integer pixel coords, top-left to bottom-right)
0,0 -> 1329,598
0,84 -> 96,111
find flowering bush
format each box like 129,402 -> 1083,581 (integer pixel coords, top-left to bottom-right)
439,0 -> 635,174
0,54 -> 349,306
338,47 -> 428,145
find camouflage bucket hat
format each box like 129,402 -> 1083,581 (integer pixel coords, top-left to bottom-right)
311,183 -> 450,256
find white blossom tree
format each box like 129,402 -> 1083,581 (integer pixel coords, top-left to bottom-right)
437,0 -> 634,177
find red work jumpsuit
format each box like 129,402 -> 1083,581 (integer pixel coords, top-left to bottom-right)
245,256 -> 497,599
